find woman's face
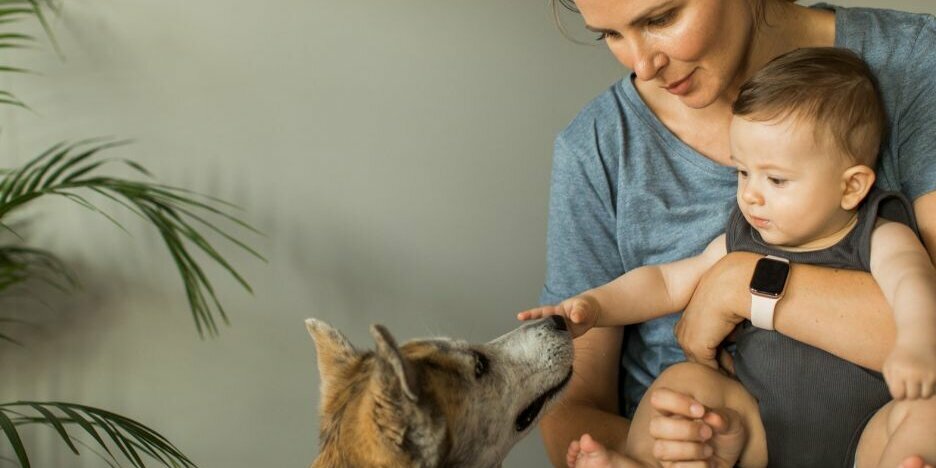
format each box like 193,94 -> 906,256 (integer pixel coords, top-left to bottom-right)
575,0 -> 756,109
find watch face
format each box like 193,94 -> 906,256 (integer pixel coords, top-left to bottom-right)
750,257 -> 790,296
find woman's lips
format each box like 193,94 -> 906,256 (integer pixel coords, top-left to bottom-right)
665,70 -> 695,96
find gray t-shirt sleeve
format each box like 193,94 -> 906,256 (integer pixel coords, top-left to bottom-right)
895,14 -> 936,200
540,131 -> 624,305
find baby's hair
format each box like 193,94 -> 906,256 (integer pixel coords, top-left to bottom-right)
732,47 -> 886,166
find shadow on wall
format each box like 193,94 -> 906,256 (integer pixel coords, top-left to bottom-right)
0,259 -> 154,376
278,209 -> 505,344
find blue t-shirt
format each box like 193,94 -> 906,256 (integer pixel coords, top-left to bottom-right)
540,4 -> 936,416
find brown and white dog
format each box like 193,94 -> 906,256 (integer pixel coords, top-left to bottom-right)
305,315 -> 573,468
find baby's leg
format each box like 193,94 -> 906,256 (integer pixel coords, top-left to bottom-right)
855,397 -> 936,468
624,362 -> 768,468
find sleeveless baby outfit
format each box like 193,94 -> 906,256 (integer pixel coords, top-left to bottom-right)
729,189 -> 920,467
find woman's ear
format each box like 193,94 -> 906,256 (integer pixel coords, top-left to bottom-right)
840,165 -> 876,210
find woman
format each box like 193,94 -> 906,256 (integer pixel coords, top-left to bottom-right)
538,0 -> 936,465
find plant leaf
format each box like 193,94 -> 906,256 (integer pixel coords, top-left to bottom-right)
0,409 -> 29,468
1,401 -> 197,467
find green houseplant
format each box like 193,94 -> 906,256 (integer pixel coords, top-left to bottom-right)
0,2 -> 261,466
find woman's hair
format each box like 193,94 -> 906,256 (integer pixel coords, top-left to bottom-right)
732,47 -> 886,166
550,0 -> 797,35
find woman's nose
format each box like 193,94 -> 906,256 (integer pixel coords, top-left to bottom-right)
633,51 -> 666,81
620,36 -> 666,81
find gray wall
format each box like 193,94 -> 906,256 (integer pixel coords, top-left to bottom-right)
0,1 -> 932,467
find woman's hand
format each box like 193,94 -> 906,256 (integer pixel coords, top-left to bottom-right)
675,252 -> 756,369
648,388 -> 747,468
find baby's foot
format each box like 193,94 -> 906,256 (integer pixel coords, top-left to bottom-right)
571,434 -> 637,468
899,455 -> 935,468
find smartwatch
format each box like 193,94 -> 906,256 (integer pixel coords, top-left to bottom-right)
749,255 -> 791,330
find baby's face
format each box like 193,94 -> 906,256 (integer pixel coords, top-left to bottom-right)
729,115 -> 854,248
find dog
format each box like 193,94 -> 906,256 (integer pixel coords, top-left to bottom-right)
305,315 -> 573,468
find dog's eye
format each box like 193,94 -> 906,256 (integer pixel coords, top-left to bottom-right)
473,352 -> 489,378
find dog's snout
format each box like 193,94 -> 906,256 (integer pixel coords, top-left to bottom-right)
549,315 -> 567,331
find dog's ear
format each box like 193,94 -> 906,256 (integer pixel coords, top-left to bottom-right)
305,318 -> 360,398
370,324 -> 419,402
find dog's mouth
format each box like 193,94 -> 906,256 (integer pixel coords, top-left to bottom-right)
514,367 -> 573,433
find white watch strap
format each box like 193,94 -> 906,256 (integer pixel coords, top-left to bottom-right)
751,294 -> 778,330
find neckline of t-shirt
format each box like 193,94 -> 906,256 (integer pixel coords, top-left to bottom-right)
617,77 -> 734,177
615,2 -> 845,178
811,3 -> 845,48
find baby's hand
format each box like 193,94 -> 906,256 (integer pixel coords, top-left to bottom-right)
883,342 -> 936,400
517,296 -> 599,338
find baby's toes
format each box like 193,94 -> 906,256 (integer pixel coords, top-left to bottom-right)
567,440 -> 582,468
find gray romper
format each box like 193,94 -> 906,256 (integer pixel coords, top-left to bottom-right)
729,189 -> 920,467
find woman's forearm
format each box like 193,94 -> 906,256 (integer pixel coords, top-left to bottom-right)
712,252 -> 896,371
540,400 -> 631,466
541,326 -> 629,465
776,261 -> 895,370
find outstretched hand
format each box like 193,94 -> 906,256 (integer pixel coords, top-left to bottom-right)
517,295 -> 600,338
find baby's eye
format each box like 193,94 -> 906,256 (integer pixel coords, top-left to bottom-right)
736,169 -> 748,178
768,177 -> 787,187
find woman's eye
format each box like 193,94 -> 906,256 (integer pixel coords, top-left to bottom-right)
647,11 -> 674,27
596,31 -> 620,41
473,352 -> 489,378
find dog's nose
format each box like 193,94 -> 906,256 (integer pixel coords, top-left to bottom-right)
549,315 -> 567,331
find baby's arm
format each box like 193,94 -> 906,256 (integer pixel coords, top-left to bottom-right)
869,220 -> 936,399
519,234 -> 727,337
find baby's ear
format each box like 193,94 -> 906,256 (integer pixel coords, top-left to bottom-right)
841,165 -> 876,210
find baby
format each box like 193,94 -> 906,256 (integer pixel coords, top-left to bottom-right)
521,48 -> 936,467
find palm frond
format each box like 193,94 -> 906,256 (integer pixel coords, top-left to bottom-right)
0,140 -> 263,337
0,0 -> 58,111
0,401 -> 197,467
0,244 -> 74,345
0,245 -> 75,290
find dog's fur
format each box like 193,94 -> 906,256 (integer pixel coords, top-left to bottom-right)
305,316 -> 573,468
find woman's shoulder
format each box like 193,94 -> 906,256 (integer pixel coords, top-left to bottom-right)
822,4 -> 934,129
560,79 -> 628,132
828,4 -> 934,63
555,77 -> 655,159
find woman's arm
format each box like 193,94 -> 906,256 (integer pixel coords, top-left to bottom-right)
677,193 -> 936,373
676,251 -> 896,371
539,326 -> 630,466
538,126 -> 633,465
